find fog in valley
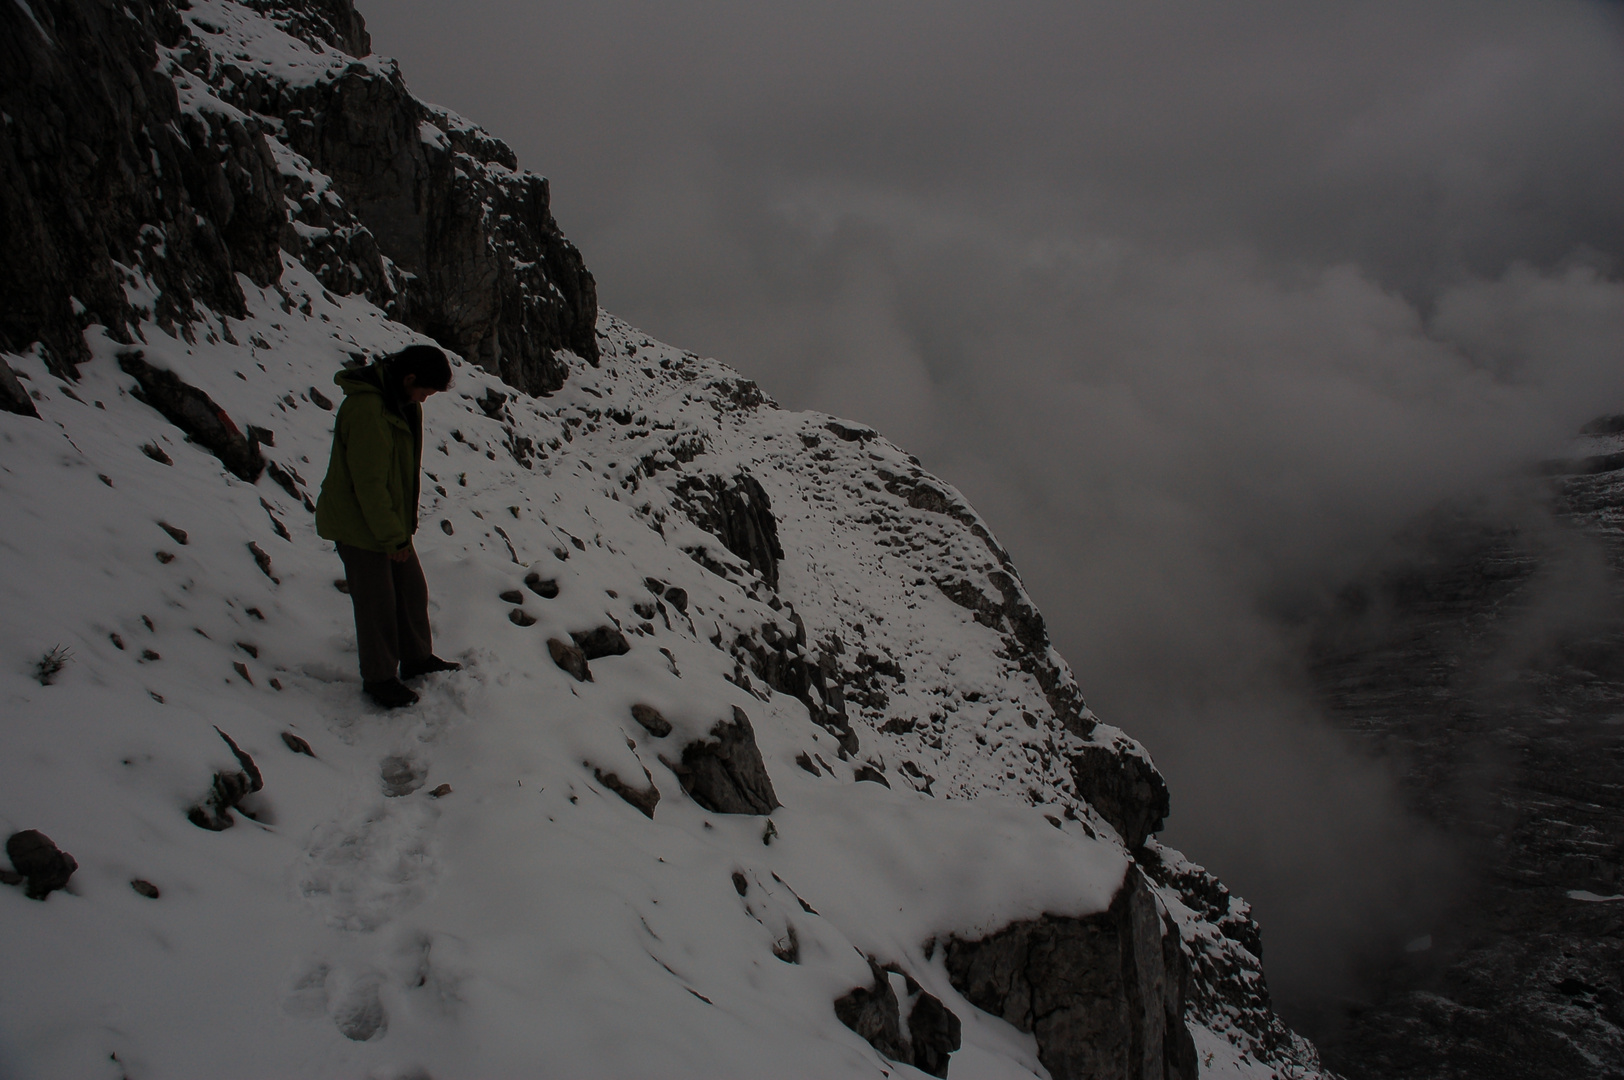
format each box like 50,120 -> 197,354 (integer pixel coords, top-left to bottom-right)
364,0 -> 1624,1034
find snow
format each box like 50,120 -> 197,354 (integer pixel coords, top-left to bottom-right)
418,121 -> 450,152
0,263 -> 1141,1077
1568,890 -> 1624,903
175,0 -> 392,90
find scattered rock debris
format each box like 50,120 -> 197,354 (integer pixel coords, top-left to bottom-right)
280,732 -> 315,757
524,571 -> 560,599
630,704 -> 673,738
186,728 -> 264,831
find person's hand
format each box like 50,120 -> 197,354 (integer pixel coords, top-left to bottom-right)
389,546 -> 412,563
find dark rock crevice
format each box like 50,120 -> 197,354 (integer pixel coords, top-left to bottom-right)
118,350 -> 265,481
674,473 -> 785,589
833,957 -> 963,1078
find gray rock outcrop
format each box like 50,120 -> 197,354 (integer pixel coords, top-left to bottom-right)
118,350 -> 266,481
664,706 -> 779,815
943,869 -> 1197,1080
675,473 -> 785,589
571,625 -> 630,660
1067,743 -> 1169,852
1,0 -> 285,375
0,0 -> 596,394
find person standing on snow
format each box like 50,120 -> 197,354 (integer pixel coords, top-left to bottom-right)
316,344 -> 462,708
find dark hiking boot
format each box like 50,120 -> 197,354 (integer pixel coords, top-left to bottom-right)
401,655 -> 462,680
364,678 -> 419,709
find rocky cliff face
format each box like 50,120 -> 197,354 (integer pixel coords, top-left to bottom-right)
0,3 -> 1332,1077
1,0 -> 596,390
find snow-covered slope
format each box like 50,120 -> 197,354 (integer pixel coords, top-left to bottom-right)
0,2 -> 1332,1077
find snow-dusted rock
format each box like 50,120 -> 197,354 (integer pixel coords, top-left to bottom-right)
665,706 -> 780,816
945,868 -> 1198,1080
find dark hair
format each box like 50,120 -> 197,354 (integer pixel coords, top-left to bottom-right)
388,345 -> 453,392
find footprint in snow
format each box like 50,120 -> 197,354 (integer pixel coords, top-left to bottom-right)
298,800 -> 438,932
330,970 -> 388,1042
380,755 -> 428,797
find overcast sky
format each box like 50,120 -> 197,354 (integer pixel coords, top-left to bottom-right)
362,0 -> 1624,1034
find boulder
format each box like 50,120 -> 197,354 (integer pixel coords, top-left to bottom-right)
524,572 -> 560,599
548,637 -> 591,681
853,765 -> 890,787
571,625 -> 629,660
664,706 -> 778,815
4,830 -> 78,900
943,869 -> 1197,1080
0,362 -> 37,418
280,731 -> 315,757
630,704 -> 673,738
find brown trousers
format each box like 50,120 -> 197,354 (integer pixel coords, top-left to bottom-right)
337,542 -> 434,683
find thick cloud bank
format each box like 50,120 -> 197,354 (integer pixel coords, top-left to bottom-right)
366,0 -> 1624,1030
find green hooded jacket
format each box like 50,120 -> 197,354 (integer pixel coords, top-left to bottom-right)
315,364 -> 423,553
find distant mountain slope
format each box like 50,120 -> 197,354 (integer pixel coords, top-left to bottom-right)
0,2 -> 1332,1077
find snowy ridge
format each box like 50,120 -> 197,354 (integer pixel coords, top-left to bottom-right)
0,0 -> 1330,1075
0,268 -> 1322,1079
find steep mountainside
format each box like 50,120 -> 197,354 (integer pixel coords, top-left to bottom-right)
1307,441 -> 1624,1078
1,2 -> 1331,1077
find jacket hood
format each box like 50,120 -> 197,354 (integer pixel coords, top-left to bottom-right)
334,364 -> 385,397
